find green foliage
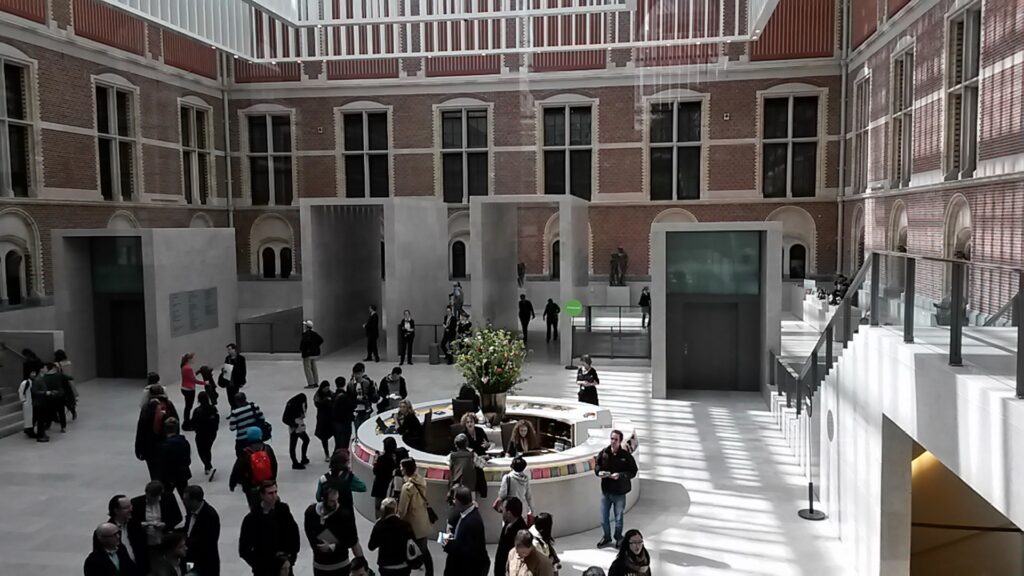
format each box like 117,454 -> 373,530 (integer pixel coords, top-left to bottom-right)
453,328 -> 527,394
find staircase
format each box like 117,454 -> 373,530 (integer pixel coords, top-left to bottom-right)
0,385 -> 23,439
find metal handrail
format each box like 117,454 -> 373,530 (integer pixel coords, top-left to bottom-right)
0,342 -> 25,360
873,250 -> 1024,275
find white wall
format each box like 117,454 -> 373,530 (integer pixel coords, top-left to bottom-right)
237,279 -> 302,318
818,326 -> 1024,576
470,202 -> 519,331
149,229 -> 238,381
0,305 -> 56,331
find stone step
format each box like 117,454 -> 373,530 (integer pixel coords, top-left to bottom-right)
0,419 -> 23,440
0,401 -> 19,417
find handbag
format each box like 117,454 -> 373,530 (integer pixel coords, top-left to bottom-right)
406,538 -> 424,569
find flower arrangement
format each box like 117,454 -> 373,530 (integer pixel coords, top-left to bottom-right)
453,327 -> 527,395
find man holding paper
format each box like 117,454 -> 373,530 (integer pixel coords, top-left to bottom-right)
305,480 -> 362,575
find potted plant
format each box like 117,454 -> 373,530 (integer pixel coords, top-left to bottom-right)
453,327 -> 527,422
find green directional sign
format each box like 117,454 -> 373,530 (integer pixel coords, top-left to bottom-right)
564,299 -> 583,317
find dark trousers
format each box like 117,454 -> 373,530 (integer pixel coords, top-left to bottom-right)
33,401 -> 50,438
145,457 -> 160,480
366,336 -> 380,361
289,431 -> 310,464
53,400 -> 67,431
416,537 -> 434,576
196,431 -> 215,470
519,317 -> 531,344
181,389 -> 195,427
400,334 -> 414,364
334,422 -> 353,453
226,385 -> 241,409
546,320 -> 558,342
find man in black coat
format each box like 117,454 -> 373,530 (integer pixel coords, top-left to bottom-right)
84,522 -> 141,576
183,485 -> 221,576
594,429 -> 639,550
542,299 -> 560,343
518,295 -> 535,346
300,320 -> 324,389
239,480 -> 301,576
494,497 -> 526,576
156,417 -> 192,498
363,305 -> 380,362
443,485 -> 489,576
221,343 -> 247,409
128,481 -> 182,573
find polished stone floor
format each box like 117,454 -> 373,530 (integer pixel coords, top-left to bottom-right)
0,334 -> 852,575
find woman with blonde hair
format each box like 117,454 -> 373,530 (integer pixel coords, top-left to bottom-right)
396,399 -> 424,450
505,419 -> 539,458
180,352 -> 203,429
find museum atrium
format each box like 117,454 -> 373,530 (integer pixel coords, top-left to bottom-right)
0,0 -> 1021,574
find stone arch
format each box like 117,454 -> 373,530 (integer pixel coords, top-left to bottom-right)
249,213 -> 295,277
448,210 -> 470,279
943,194 -> 972,260
543,212 -> 559,276
0,207 -> 42,300
887,200 -> 910,292
889,200 -> 908,252
849,205 -> 866,274
767,206 -> 817,278
189,212 -> 213,228
107,210 -> 139,230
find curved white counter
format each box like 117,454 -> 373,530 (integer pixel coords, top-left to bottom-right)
350,395 -> 640,541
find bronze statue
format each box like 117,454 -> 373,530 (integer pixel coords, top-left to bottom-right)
609,247 -> 629,286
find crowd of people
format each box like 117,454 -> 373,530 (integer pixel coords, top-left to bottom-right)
39,293 -> 651,576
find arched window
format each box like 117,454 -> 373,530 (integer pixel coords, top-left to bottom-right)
280,247 -> 293,279
261,247 -> 277,279
451,240 -> 467,279
789,244 -> 807,279
4,250 -> 24,305
550,240 -> 561,280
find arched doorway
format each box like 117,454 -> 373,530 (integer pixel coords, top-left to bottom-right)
4,250 -> 23,305
261,247 -> 277,279
943,195 -> 972,299
789,244 -> 807,279
550,240 -> 561,280
450,240 -> 467,279
280,247 -> 293,279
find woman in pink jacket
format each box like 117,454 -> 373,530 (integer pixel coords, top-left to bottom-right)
180,352 -> 204,430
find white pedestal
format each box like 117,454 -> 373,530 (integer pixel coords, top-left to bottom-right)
607,285 -> 631,306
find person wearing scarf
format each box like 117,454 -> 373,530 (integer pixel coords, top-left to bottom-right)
608,529 -> 651,576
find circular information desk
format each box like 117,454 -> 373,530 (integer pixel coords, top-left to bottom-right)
351,396 -> 640,541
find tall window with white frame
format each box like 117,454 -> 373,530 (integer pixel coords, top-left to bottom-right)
761,95 -> 819,198
247,114 -> 293,206
441,109 -> 487,203
96,84 -> 137,201
342,110 -> 389,198
180,104 -> 211,205
945,6 -> 980,181
851,79 -> 870,193
650,100 -> 702,200
542,105 -> 592,200
0,61 -> 30,198
891,51 -> 914,188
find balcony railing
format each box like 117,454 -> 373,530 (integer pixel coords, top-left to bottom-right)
774,251 -> 1024,418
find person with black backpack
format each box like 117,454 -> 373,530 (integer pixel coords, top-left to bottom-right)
283,393 -> 311,470
230,426 -> 279,510
348,363 -> 378,431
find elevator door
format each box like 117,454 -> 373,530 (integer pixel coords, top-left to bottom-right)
679,302 -> 739,391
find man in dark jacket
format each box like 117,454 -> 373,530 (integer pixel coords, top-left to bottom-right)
398,309 -> 416,366
84,522 -> 141,576
300,320 -> 324,389
129,481 -> 183,573
239,481 -> 300,576
594,429 -> 638,550
304,480 -> 361,575
443,485 -> 489,576
517,295 -> 535,346
348,363 -> 378,429
377,367 -> 408,414
156,417 -> 191,498
221,343 -> 247,409
363,305 -> 380,362
494,497 -> 526,576
183,485 -> 221,576
542,299 -> 560,343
